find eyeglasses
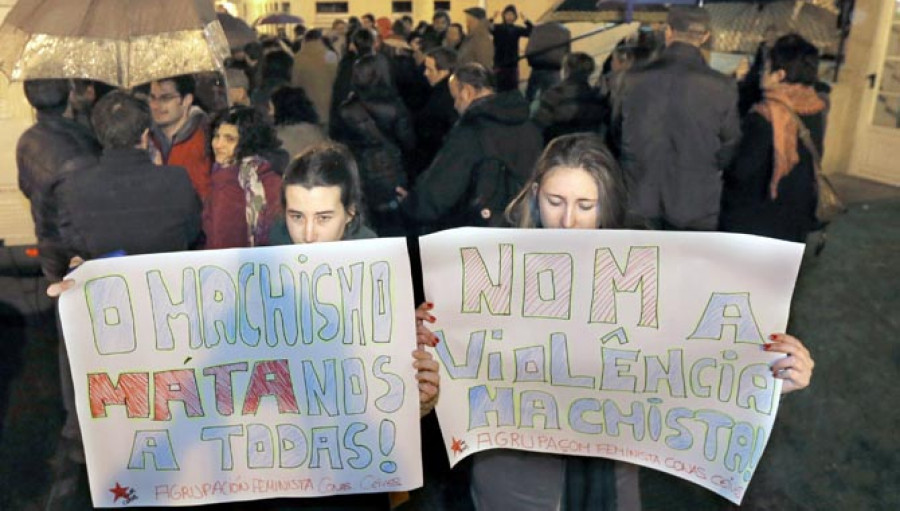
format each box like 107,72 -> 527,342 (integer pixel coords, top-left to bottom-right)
148,93 -> 182,104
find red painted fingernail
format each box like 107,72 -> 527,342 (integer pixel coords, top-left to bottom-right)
426,302 -> 434,310
434,335 -> 441,344
769,334 -> 777,340
428,315 -> 436,322
762,343 -> 771,351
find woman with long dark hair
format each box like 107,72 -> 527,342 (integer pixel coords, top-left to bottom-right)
469,133 -> 815,511
203,106 -> 283,249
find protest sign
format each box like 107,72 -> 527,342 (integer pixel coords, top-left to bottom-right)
58,239 -> 422,507
420,228 -> 804,504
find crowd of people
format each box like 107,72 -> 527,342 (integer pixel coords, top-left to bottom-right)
18,4 -> 820,510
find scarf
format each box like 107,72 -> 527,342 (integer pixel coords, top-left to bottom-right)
752,83 -> 826,199
237,156 -> 267,247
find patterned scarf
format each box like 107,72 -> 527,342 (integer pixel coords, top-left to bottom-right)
237,156 -> 267,247
752,83 -> 826,199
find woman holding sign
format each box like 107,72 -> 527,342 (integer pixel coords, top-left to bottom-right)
49,142 -> 440,511
443,133 -> 815,511
269,142 -> 440,417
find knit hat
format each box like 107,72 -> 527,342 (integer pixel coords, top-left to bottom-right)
464,7 -> 487,20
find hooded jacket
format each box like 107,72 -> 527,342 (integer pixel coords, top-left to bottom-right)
149,107 -> 213,199
402,90 -> 542,231
458,19 -> 495,70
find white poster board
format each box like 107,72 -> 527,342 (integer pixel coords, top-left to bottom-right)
420,228 -> 804,504
59,239 -> 422,507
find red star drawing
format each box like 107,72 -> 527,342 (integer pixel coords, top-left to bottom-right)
110,482 -> 130,503
450,437 -> 466,456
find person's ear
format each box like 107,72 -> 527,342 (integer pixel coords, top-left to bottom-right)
182,93 -> 194,108
774,69 -> 787,84
346,206 -> 356,223
139,128 -> 150,150
700,31 -> 711,46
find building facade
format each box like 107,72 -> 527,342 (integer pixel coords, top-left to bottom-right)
228,0 -> 558,29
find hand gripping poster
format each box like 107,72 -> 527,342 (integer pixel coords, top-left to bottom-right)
419,228 -> 804,504
58,239 -> 422,507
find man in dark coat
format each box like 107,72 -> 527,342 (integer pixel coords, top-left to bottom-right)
412,47 -> 460,177
57,91 -> 202,259
619,6 -> 740,230
400,63 -> 542,232
16,79 -> 102,282
490,4 -> 533,92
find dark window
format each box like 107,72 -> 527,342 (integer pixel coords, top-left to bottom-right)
434,1 -> 451,11
281,2 -> 290,12
393,1 -> 413,13
316,2 -> 349,13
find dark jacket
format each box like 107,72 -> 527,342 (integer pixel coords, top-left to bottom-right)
620,42 -> 741,230
57,148 -> 201,259
401,91 -> 542,231
491,21 -> 533,69
411,77 -> 459,177
720,111 -> 823,242
391,53 -> 432,113
328,51 -> 358,140
533,78 -> 607,143
16,112 -> 101,280
336,94 -> 415,211
268,217 -> 377,245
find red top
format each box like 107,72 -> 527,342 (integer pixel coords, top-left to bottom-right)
202,157 -> 282,249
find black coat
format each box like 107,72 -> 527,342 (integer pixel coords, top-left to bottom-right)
402,91 -> 543,231
411,77 -> 458,177
720,111 -> 823,242
392,54 -> 431,113
533,78 -> 607,143
336,94 -> 415,212
491,21 -> 533,69
57,148 -> 202,259
620,43 -> 741,230
16,112 -> 101,280
328,52 -> 358,139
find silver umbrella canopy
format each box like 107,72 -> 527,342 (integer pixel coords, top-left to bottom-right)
706,1 -> 839,55
0,0 -> 231,88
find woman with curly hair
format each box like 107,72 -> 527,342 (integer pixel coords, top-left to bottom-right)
203,106 -> 283,249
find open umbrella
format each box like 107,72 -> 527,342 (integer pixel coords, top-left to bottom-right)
0,0 -> 230,88
217,11 -> 257,50
254,13 -> 305,26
